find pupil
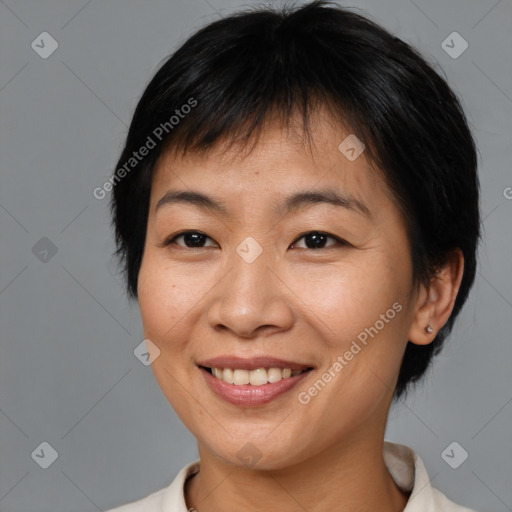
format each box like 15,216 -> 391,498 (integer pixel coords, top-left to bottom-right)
185,232 -> 205,247
306,232 -> 326,249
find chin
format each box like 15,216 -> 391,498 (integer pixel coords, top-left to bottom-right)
201,433 -> 310,471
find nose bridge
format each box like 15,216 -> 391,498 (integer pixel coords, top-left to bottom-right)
207,238 -> 293,337
226,238 -> 276,311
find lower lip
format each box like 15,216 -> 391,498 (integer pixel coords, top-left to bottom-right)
200,367 -> 312,406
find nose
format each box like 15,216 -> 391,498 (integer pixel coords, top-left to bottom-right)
207,249 -> 294,339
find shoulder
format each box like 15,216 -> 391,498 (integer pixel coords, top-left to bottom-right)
103,486 -> 167,512
103,460 -> 200,512
383,441 -> 477,512
430,487 -> 477,512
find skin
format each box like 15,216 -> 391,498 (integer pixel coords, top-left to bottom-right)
137,111 -> 464,512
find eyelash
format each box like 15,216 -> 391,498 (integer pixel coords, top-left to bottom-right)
159,230 -> 350,250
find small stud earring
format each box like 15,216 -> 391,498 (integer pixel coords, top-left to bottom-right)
425,324 -> 433,334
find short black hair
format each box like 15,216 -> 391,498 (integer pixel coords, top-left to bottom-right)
110,0 -> 480,400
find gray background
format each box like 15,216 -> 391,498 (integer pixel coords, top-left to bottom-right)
0,0 -> 511,511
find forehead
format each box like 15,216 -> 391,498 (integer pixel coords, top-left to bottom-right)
150,115 -> 386,211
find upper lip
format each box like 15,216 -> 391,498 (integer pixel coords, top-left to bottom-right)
197,356 -> 313,371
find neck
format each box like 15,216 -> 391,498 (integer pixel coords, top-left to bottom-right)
185,425 -> 409,512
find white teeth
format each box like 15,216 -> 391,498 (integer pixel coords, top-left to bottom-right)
267,367 -> 283,383
249,368 -> 268,386
210,367 -> 308,385
222,368 -> 234,384
233,369 -> 250,385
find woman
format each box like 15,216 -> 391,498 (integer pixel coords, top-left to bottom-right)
107,1 -> 480,510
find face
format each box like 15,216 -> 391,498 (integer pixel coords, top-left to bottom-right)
137,114 -> 420,470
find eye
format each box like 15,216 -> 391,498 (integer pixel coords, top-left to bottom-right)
160,230 -> 348,250
290,231 -> 348,250
162,231 -> 218,248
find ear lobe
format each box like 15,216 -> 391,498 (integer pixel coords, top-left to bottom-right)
408,249 -> 464,346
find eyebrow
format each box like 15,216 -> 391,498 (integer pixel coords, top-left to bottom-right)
155,188 -> 370,217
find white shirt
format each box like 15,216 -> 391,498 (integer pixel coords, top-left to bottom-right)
104,441 -> 476,511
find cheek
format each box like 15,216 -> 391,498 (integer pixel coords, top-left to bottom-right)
290,257 -> 410,412
137,254 -> 200,410
137,253 -> 205,338
137,261 -> 191,366
289,256 -> 408,345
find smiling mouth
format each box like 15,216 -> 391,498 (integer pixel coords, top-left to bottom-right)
200,366 -> 314,386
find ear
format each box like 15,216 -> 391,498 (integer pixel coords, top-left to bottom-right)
408,248 -> 464,345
